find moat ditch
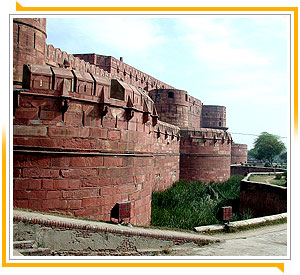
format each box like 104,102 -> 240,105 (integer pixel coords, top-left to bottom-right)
150,173 -> 287,231
150,175 -> 247,231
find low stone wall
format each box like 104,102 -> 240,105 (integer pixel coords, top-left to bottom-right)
231,165 -> 285,176
194,213 -> 287,233
239,173 -> 287,218
13,210 -> 217,256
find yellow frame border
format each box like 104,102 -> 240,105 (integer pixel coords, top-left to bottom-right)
3,2 -> 297,272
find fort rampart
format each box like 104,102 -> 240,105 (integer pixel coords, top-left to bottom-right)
13,64 -> 180,225
13,18 -> 247,225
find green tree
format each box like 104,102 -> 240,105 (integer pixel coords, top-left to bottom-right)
253,132 -> 286,165
248,148 -> 258,161
279,151 -> 287,163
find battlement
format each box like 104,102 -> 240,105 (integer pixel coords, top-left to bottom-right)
45,47 -> 111,78
181,128 -> 232,142
20,64 -> 160,116
73,54 -> 173,91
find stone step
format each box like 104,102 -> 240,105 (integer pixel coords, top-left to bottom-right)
17,247 -> 51,256
13,240 -> 37,249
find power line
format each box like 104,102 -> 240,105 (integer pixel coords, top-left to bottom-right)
231,132 -> 287,139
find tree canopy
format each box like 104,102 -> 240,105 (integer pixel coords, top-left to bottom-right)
252,132 -> 286,164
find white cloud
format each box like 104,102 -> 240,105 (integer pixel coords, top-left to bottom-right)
176,17 -> 279,70
72,17 -> 166,55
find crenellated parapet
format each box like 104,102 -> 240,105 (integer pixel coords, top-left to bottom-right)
73,54 -> 173,91
45,46 -> 111,77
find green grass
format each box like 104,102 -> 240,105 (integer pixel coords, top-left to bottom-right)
248,174 -> 286,187
151,175 -> 244,230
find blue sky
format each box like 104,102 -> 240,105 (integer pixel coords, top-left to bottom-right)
46,15 -> 290,149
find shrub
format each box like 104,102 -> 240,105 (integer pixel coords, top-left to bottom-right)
275,173 -> 282,180
264,162 -> 271,167
151,175 -> 243,230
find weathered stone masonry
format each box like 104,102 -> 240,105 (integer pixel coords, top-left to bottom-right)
13,18 -> 247,226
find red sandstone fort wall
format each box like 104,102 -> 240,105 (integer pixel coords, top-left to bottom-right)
13,18 -> 239,226
180,129 -> 232,183
231,143 -> 248,164
13,66 -> 180,226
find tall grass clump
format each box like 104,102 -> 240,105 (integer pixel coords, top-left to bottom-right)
151,175 -> 244,230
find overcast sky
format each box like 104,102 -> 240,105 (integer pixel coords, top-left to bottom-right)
46,15 -> 290,149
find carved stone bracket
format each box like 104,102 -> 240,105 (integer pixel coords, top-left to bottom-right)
142,100 -> 151,124
98,89 -> 108,118
152,105 -> 159,126
157,127 -> 161,138
213,135 -> 217,144
61,98 -> 69,113
125,95 -> 134,121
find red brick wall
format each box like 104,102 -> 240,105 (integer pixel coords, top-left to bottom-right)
180,129 -> 232,183
13,70 -> 180,226
231,143 -> 248,164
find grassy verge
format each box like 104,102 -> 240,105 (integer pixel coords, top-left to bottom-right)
151,175 -> 245,231
225,217 -> 287,233
248,174 -> 286,187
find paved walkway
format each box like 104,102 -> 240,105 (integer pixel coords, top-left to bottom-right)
167,223 -> 287,256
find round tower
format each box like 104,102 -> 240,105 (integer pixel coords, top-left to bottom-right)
180,128 -> 232,183
13,18 -> 47,86
231,143 -> 248,164
149,89 -> 202,129
149,89 -> 190,128
201,105 -> 227,130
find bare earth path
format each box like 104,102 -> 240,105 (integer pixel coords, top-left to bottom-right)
167,223 -> 287,256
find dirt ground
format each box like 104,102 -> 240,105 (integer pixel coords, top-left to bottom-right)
160,223 -> 287,256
